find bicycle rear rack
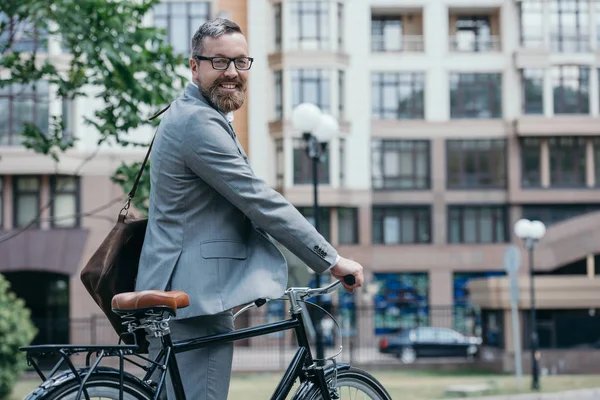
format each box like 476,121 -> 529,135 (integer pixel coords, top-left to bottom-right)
21,343 -> 141,383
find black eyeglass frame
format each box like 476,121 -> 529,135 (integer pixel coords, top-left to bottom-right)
193,55 -> 254,71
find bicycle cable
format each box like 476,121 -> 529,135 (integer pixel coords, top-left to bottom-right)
298,299 -> 345,363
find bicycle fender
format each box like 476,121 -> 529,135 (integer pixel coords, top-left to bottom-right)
290,363 -> 352,399
24,366 -> 153,399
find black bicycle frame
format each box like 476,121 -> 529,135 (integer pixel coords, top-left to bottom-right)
146,308 -> 332,400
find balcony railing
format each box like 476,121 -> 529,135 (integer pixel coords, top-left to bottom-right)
371,35 -> 424,52
449,36 -> 501,52
550,35 -> 590,53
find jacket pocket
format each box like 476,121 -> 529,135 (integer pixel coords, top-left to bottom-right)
200,240 -> 248,260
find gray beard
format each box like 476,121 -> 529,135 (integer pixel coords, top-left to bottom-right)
201,82 -> 246,113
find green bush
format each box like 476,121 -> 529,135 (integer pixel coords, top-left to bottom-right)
0,274 -> 37,399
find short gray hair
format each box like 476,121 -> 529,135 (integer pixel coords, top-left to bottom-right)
191,18 -> 243,57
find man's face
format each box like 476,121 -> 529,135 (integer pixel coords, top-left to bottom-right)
190,32 -> 249,113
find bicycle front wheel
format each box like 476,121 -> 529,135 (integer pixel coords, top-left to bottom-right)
26,373 -> 154,400
299,366 -> 392,400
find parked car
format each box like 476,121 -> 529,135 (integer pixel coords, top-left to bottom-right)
379,326 -> 482,364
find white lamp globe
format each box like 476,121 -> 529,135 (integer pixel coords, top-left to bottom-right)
291,103 -> 322,133
529,220 -> 546,240
313,114 -> 339,143
514,218 -> 532,239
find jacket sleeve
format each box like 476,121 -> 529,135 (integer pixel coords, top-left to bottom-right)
180,109 -> 337,274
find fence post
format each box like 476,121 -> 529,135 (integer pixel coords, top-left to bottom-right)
91,314 -> 97,345
280,331 -> 285,370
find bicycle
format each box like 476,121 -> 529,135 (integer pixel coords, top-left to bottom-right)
21,275 -> 392,400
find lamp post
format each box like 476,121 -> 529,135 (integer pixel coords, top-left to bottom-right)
291,103 -> 338,365
514,218 -> 546,391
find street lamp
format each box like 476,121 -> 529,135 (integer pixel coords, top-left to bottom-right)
291,103 -> 338,365
514,218 -> 546,391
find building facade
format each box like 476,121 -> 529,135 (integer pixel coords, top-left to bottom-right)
2,0 -> 600,357
247,0 -> 600,347
0,0 -> 246,346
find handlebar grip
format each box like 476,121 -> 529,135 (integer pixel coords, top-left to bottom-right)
343,275 -> 356,286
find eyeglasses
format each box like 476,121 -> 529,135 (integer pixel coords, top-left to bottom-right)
193,56 -> 254,71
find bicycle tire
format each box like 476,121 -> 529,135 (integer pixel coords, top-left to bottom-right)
25,370 -> 154,400
293,366 -> 392,400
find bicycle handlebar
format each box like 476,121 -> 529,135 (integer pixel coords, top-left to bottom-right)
233,275 -> 357,321
301,274 -> 356,299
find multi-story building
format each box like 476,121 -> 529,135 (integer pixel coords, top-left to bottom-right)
248,0 -> 600,351
0,0 -> 246,346
3,0 -> 600,364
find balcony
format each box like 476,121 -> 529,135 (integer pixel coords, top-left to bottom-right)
371,35 -> 423,52
448,9 -> 501,53
449,35 -> 500,52
371,10 -> 424,53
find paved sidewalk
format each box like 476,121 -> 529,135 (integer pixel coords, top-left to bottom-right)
451,387 -> 600,400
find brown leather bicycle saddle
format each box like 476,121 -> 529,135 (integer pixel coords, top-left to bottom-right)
111,290 -> 190,312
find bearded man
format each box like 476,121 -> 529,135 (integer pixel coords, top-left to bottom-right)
136,18 -> 364,400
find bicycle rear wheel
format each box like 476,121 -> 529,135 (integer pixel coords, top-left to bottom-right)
298,366 -> 392,400
26,373 -> 154,400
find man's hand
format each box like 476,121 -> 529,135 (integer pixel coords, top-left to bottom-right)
330,256 -> 364,293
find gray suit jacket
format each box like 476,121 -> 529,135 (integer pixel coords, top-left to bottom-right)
136,83 -> 338,319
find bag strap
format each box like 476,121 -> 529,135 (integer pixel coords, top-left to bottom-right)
122,103 -> 171,212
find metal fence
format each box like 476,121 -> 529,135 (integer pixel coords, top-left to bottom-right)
32,305 -> 482,372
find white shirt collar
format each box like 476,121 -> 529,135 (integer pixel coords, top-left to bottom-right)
190,81 -> 235,123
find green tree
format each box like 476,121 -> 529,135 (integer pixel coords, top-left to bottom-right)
0,274 -> 37,399
0,0 -> 188,215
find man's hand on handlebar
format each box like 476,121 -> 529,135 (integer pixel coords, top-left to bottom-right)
330,256 -> 364,293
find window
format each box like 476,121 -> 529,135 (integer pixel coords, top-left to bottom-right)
550,0 -> 589,52
0,81 -> 49,146
0,13 -> 47,53
371,15 -> 423,51
371,16 -> 401,52
293,138 -> 329,185
373,272 -> 430,335
451,16 -> 495,52
372,139 -> 430,190
597,11 -> 600,47
371,72 -> 425,120
552,66 -> 589,114
153,2 -> 210,55
274,3 -> 282,51
448,206 -> 508,244
275,139 -> 284,187
338,70 -> 345,118
338,208 -> 358,245
450,73 -> 502,119
274,71 -> 283,120
372,206 -> 431,244
289,1 -> 330,50
523,204 -> 600,227
522,69 -> 544,115
446,139 -> 507,189
337,3 -> 344,49
453,272 -> 504,334
549,137 -> 586,187
291,69 -> 330,113
296,206 -> 331,242
521,138 -> 542,187
51,176 -> 79,228
13,176 -> 41,228
519,0 -> 544,48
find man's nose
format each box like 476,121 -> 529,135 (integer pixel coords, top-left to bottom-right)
223,61 -> 238,78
